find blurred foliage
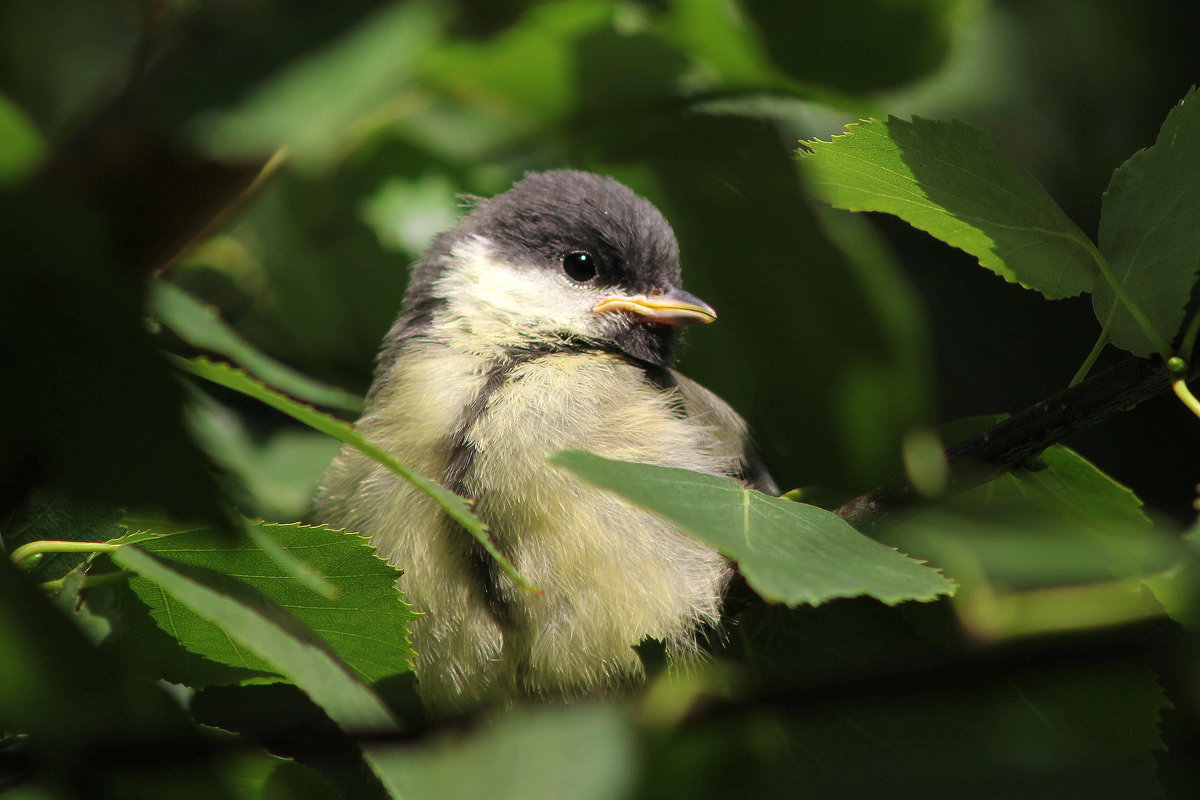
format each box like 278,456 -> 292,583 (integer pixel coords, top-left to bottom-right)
2,0 -> 1200,798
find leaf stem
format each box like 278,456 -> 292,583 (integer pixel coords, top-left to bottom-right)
40,570 -> 134,593
1178,309 -> 1200,364
1069,332 -> 1109,387
10,540 -> 120,565
1172,379 -> 1200,420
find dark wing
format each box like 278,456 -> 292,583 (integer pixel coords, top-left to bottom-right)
671,370 -> 779,496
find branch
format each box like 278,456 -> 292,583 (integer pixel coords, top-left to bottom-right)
835,356 -> 1200,530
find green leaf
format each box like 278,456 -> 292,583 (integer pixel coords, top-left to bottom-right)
380,705 -> 636,800
172,355 -> 534,592
119,522 -> 416,685
195,0 -> 445,170
1095,86 -> 1200,356
956,445 -> 1154,531
660,0 -> 791,91
800,116 -> 1097,298
551,451 -> 954,606
887,511 -> 1181,594
0,92 -> 45,185
0,0 -> 142,138
884,445 -> 1182,597
151,281 -> 365,413
241,518 -> 339,600
111,545 -> 409,796
100,578 -> 274,688
358,172 -> 462,255
423,0 -> 612,123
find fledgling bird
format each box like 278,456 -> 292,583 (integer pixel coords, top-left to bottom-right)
315,170 -> 774,711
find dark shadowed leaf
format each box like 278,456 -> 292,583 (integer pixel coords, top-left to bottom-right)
1095,86 -> 1200,356
0,557 -> 233,796
955,444 -> 1154,529
0,0 -> 142,136
645,658 -> 1168,800
192,683 -> 394,800
743,0 -> 969,94
552,450 -> 953,605
886,442 -> 1175,592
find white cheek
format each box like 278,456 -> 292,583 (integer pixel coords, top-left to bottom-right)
432,236 -> 612,350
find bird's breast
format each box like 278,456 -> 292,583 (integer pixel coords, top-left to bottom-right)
318,342 -> 735,706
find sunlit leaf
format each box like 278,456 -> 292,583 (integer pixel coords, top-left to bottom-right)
119,522 -> 415,685
111,545 -> 408,795
800,116 -> 1097,298
1095,86 -> 1200,356
552,451 -> 954,605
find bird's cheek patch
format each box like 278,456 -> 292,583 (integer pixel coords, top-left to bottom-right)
438,239 -> 602,341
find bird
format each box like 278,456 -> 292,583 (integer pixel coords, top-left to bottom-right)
315,170 -> 775,712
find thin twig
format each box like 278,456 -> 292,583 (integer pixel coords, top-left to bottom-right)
835,356 -> 1200,530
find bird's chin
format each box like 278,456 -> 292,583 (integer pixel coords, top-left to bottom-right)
608,321 -> 677,367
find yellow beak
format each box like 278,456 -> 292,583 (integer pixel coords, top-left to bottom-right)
592,287 -> 717,326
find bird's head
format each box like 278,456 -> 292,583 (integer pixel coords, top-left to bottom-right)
407,170 -> 715,366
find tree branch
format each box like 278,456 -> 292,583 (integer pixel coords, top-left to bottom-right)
835,356 -> 1199,530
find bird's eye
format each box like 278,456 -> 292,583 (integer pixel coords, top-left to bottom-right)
561,251 -> 597,282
